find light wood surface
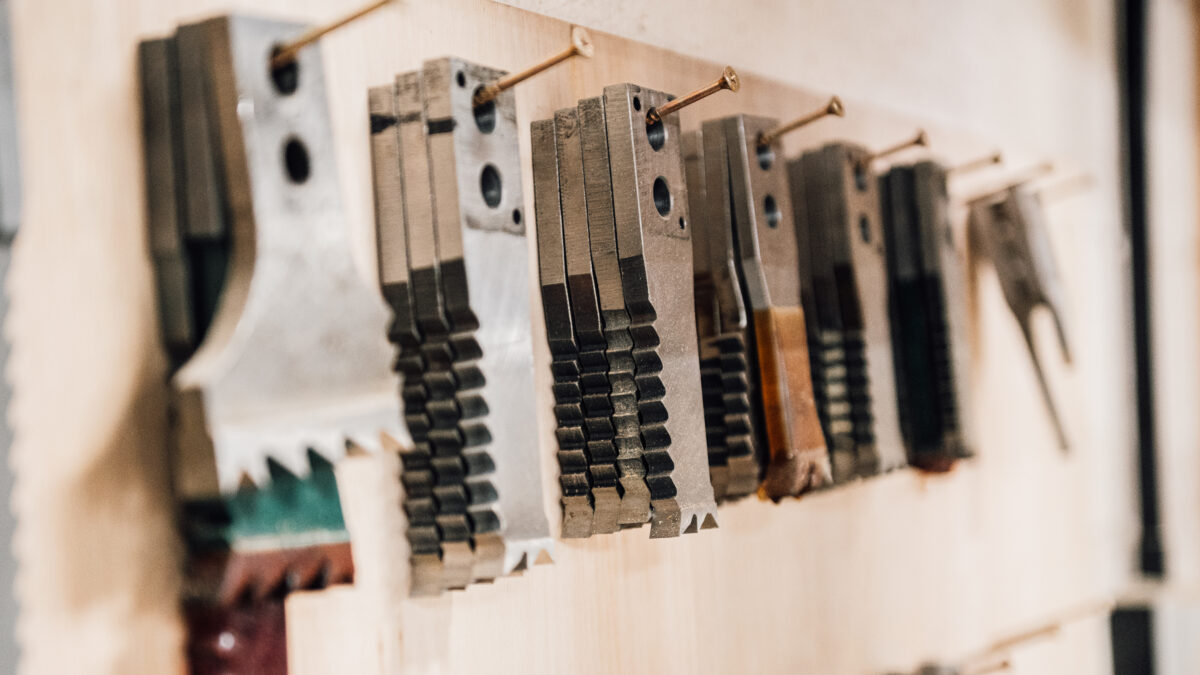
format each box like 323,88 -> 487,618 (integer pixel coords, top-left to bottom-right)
8,0 -> 1137,673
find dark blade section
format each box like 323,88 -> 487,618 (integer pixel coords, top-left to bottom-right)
683,130 -> 731,500
604,83 -> 716,536
792,149 -> 857,482
794,143 -> 908,480
821,146 -> 879,477
531,117 -> 595,538
699,128 -> 765,500
880,161 -> 973,470
391,71 -> 459,592
557,107 -> 621,534
578,97 -> 650,528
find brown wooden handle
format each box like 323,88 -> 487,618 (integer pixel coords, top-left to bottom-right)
753,306 -> 832,498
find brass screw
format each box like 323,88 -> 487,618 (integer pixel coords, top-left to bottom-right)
473,27 -> 595,107
270,0 -> 395,70
645,66 -> 740,125
949,150 -> 1003,177
757,96 -> 844,148
858,129 -> 928,168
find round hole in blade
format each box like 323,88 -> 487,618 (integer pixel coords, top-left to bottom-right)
473,86 -> 496,134
859,214 -> 871,242
481,164 -> 503,208
653,176 -> 672,217
764,194 -> 781,229
854,163 -> 869,191
646,117 -> 666,151
757,143 -> 774,170
269,46 -> 299,95
284,137 -> 310,183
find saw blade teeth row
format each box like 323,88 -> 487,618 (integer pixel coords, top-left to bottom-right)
602,307 -> 652,527
186,544 -> 355,608
712,332 -> 761,500
446,313 -> 505,584
698,347 -> 729,501
549,338 -> 595,537
380,294 -> 444,560
813,328 -> 856,482
924,284 -> 963,437
625,298 -> 678,525
575,330 -> 621,534
842,328 -> 881,478
390,278 -> 500,589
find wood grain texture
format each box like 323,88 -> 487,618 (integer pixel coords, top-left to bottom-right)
7,0 -> 1131,673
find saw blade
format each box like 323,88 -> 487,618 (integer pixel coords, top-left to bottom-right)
578,96 -> 651,529
835,145 -> 907,475
968,184 -> 1070,450
697,127 -> 765,500
792,149 -> 857,482
602,84 -> 717,536
556,106 -> 622,535
710,114 -> 831,498
682,130 -> 732,500
421,57 -> 553,574
164,16 -> 402,498
531,117 -> 595,538
388,71 -> 456,594
880,162 -> 973,470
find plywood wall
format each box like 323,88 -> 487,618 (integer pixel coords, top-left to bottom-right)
8,0 -> 1136,673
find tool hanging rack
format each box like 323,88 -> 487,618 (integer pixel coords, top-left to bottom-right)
8,0 -> 1104,672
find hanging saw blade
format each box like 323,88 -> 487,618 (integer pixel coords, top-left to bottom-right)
163,14 -> 402,510
368,76 -> 445,595
391,68 -> 480,592
577,96 -> 652,529
421,57 -> 553,574
553,106 -> 622,535
603,83 -> 717,536
968,183 -> 1070,450
789,151 -> 856,483
708,114 -> 831,498
797,143 -> 907,478
880,161 -> 974,470
683,130 -> 732,500
531,117 -> 595,538
684,128 -> 766,501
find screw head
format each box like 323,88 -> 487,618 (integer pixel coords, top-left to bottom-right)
572,27 -> 595,58
721,66 -> 740,92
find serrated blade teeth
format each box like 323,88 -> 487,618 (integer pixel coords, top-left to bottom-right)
370,58 -> 553,594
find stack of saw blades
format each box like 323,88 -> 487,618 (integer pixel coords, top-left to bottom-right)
532,84 -> 718,538
139,17 -> 363,590
684,116 -> 833,501
788,143 -> 908,482
140,15 -> 405,671
879,161 -> 975,470
368,58 -> 552,595
683,130 -> 765,502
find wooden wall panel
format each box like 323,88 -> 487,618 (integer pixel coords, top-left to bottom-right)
7,0 -> 1131,673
